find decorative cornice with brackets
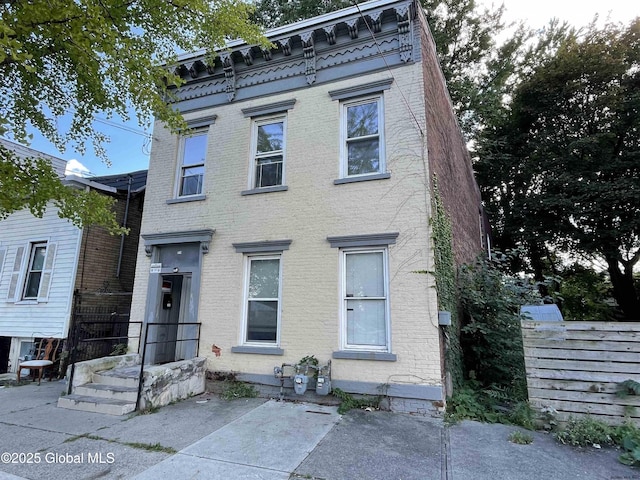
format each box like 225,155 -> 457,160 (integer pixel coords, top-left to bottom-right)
220,52 -> 236,102
300,31 -> 316,84
167,0 -> 418,112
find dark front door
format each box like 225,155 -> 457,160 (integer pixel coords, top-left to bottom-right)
153,275 -> 183,364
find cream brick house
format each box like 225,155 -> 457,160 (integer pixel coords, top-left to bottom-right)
130,0 -> 486,413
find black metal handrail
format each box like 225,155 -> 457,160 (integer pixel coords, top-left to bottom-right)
135,322 -> 202,411
66,320 -> 142,395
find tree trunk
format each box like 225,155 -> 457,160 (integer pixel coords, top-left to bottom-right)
605,255 -> 640,321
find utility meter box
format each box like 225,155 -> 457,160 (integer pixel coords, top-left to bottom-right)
293,374 -> 309,395
315,376 -> 331,395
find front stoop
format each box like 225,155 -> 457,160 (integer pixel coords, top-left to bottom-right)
57,394 -> 137,415
57,366 -> 140,416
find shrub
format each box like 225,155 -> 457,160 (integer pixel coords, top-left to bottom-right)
446,382 -> 535,429
612,422 -> 640,467
554,417 -> 614,447
458,250 -> 542,399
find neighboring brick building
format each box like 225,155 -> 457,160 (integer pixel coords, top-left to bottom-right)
0,138 -> 146,374
73,171 -> 147,304
130,0 -> 485,413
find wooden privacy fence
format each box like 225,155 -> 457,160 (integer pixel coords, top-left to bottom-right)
522,320 -> 640,426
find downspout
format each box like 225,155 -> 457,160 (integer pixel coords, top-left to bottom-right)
116,175 -> 133,278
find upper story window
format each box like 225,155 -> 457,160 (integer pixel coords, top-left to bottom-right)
6,241 -> 57,303
23,242 -> 47,299
329,79 -> 392,185
241,99 -> 295,196
252,116 -> 285,189
178,131 -> 207,197
341,96 -> 385,178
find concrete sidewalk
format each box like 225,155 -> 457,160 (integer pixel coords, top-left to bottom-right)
0,381 -> 637,480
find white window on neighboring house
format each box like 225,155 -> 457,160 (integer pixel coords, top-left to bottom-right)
341,248 -> 390,351
340,96 -> 385,178
251,116 -> 286,189
6,242 -> 57,302
242,255 -> 282,345
0,246 -> 6,286
177,131 -> 207,197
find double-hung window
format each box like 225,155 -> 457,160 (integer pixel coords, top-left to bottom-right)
241,99 -> 295,195
244,255 -> 282,344
232,240 -> 290,355
328,232 -> 397,359
342,248 -> 390,350
178,131 -> 207,197
6,241 -> 56,303
252,116 -> 285,189
341,96 -> 384,177
23,242 -> 47,299
329,79 -> 392,184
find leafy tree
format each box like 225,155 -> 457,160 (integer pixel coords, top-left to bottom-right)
477,19 -> 640,319
1,0 -> 264,231
0,143 -> 127,233
422,0 -> 511,138
252,0 -> 352,28
558,264 -> 617,321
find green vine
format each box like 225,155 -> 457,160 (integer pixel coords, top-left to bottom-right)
430,176 -> 463,390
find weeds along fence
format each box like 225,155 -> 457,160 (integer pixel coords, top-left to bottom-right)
521,320 -> 640,426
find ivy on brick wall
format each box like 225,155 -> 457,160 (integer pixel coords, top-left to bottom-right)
430,176 -> 463,390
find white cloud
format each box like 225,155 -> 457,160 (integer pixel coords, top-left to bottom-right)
65,159 -> 91,177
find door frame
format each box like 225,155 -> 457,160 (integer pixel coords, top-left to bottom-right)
140,230 -> 213,365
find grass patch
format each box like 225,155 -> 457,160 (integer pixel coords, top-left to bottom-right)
220,381 -> 258,401
139,405 -> 160,415
64,434 -> 88,443
332,388 -> 380,414
63,433 -> 176,454
509,431 -> 533,445
123,442 -> 176,454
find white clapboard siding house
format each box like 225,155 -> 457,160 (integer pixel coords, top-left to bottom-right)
0,138 -> 146,375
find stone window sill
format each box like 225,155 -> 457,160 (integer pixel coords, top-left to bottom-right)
332,351 -> 397,361
231,346 -> 284,356
166,194 -> 206,204
334,173 -> 391,185
241,186 -> 288,196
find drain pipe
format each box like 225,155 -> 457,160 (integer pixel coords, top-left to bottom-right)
116,175 -> 133,278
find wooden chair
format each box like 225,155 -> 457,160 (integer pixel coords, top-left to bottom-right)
16,338 -> 60,385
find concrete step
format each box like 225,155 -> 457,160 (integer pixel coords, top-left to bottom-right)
93,366 -> 140,388
57,394 -> 136,416
74,383 -> 138,402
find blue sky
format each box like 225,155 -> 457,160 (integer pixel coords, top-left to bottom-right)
25,110 -> 153,178
14,0 -> 639,178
